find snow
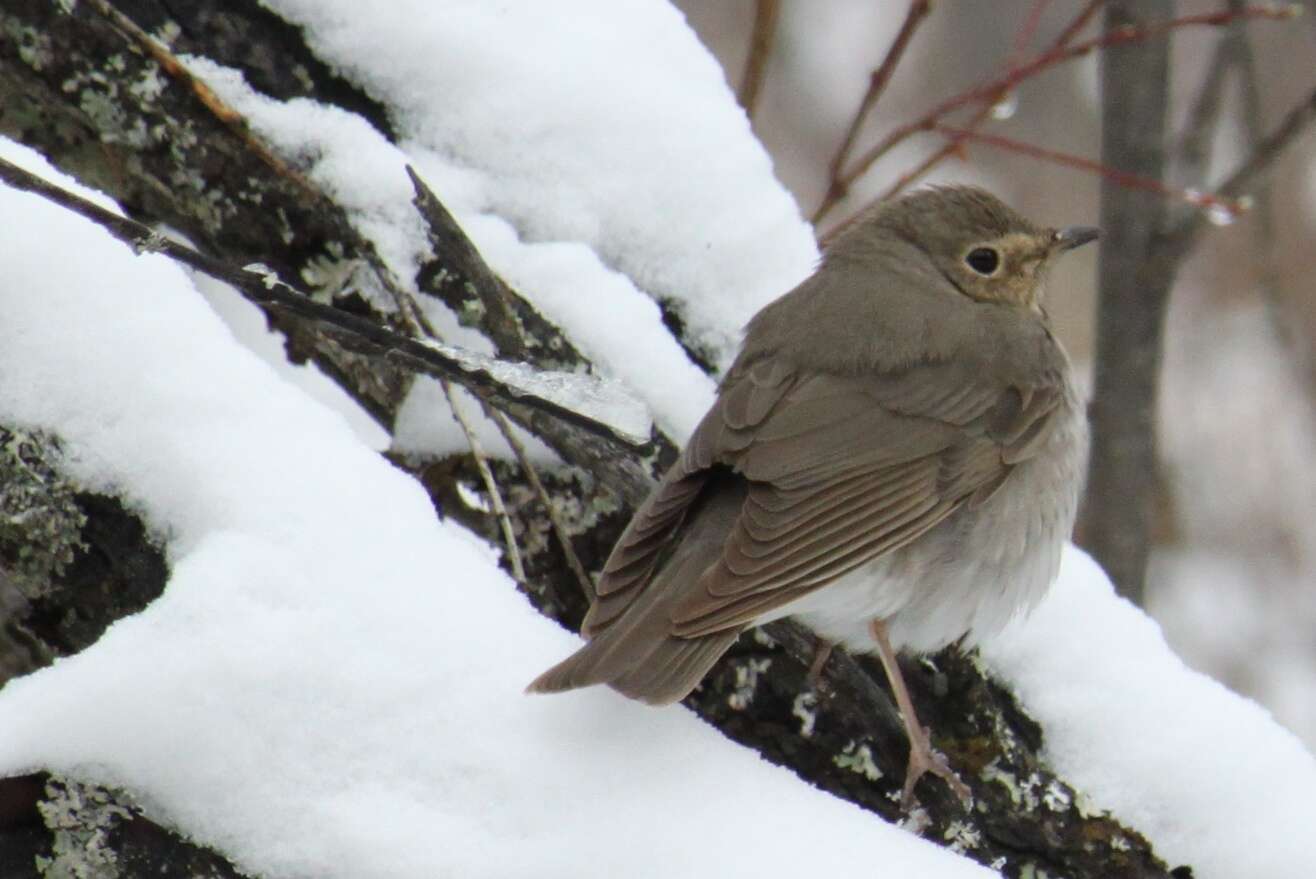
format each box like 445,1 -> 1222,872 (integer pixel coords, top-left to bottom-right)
187,0 -> 821,444
985,551 -> 1316,877
258,0 -> 819,371
0,2 -> 1313,878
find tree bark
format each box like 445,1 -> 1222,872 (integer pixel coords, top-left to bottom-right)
1080,0 -> 1175,607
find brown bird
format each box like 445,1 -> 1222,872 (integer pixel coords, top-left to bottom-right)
529,186 -> 1096,807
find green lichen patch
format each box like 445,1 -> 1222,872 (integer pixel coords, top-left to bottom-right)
35,775 -> 134,879
0,427 -> 86,599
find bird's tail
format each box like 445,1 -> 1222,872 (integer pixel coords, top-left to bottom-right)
527,477 -> 746,705
526,623 -> 738,705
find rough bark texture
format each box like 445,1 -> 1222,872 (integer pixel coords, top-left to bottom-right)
0,773 -> 250,878
1078,1 -> 1174,607
0,3 -> 1191,877
0,428 -> 167,686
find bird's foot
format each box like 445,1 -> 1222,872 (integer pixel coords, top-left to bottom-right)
806,639 -> 834,688
901,726 -> 971,811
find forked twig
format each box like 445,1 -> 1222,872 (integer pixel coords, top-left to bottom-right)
814,3 -> 1299,224
872,0 -> 1103,206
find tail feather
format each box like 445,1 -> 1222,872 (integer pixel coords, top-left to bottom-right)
527,473 -> 748,704
526,627 -> 738,705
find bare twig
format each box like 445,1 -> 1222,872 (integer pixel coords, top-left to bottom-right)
487,407 -> 595,602
1155,82 -> 1316,269
405,165 -> 592,597
815,0 -> 933,221
1010,0 -> 1055,64
737,0 -> 781,119
1172,37 -> 1235,189
360,201 -> 528,587
931,124 -> 1251,217
866,0 -> 1100,209
1051,0 -> 1106,49
815,3 -> 1299,225
0,156 -> 646,455
446,387 -> 526,583
1229,0 -> 1307,381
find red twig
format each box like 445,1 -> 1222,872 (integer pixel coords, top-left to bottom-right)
813,3 -> 1298,224
1051,0 -> 1105,50
823,0 -> 1101,237
816,0 -> 932,220
1010,0 -> 1055,66
931,124 -> 1253,219
877,0 -> 1099,206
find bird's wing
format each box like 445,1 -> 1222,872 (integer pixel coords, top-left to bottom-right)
581,356 -> 797,637
666,355 -> 1068,638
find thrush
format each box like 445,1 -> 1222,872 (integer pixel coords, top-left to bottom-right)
529,186 -> 1096,808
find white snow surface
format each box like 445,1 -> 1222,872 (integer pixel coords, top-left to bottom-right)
984,551 -> 1316,878
196,0 -> 820,445
258,0 -> 819,371
0,1 -> 1313,877
0,140 -> 990,879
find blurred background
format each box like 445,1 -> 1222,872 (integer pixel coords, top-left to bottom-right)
674,0 -> 1316,746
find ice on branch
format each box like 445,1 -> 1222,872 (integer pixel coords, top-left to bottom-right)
420,338 -> 653,445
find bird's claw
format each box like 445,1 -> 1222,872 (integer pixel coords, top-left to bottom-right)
901,735 -> 972,811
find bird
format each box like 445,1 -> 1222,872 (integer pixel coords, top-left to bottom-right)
529,185 -> 1096,808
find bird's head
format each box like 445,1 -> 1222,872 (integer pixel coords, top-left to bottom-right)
831,186 -> 1099,312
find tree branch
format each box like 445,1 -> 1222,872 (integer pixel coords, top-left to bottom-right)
1079,0 -> 1175,606
816,3 -> 1298,225
737,0 -> 781,119
0,156 -> 649,458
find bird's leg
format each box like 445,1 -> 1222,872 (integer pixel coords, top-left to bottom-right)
806,638 -> 834,687
869,618 -> 971,810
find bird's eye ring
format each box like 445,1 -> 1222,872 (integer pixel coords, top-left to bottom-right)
965,247 -> 1000,275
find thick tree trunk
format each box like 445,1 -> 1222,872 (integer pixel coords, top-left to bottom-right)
1080,1 -> 1174,606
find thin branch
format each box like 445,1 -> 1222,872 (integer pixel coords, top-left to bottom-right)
931,124 -> 1251,217
1051,0 -> 1105,49
814,0 -> 932,221
1154,81 -> 1316,270
446,387 -> 526,583
1230,0 -> 1306,380
406,165 -> 593,599
363,198 -> 528,588
737,0 -> 781,119
815,3 -> 1300,224
1172,35 -> 1237,190
867,0 -> 1103,210
487,407 -> 595,603
0,156 -> 646,455
1009,0 -> 1055,65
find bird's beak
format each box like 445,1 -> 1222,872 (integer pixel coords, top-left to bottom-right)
1052,226 -> 1101,252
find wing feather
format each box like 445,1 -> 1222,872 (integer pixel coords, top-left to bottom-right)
584,344 -> 1067,646
666,358 -> 1066,636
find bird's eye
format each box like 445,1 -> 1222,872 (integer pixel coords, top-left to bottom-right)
965,247 -> 1000,275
